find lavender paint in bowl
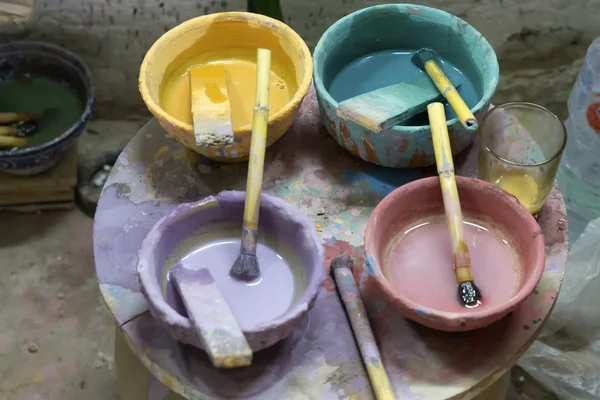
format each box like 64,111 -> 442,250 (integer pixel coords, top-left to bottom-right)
137,191 -> 325,352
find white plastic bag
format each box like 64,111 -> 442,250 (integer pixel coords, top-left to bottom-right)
518,218 -> 600,399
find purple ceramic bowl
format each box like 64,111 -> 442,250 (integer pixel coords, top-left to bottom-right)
137,191 -> 325,352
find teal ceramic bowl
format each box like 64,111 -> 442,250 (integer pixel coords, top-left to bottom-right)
313,4 -> 499,168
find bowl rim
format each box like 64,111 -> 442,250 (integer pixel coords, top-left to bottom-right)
138,12 -> 313,135
0,40 -> 95,157
364,176 -> 546,324
137,190 -> 326,337
312,3 -> 499,132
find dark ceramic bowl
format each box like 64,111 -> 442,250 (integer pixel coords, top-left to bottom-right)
0,41 -> 94,175
313,4 -> 499,168
364,177 -> 545,331
137,191 -> 325,352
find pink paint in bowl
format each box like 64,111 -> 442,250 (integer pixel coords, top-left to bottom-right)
364,176 -> 545,331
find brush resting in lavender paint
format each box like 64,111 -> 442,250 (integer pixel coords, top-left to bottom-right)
229,226 -> 260,281
164,229 -> 300,331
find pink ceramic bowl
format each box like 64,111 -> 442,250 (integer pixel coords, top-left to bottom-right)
364,176 -> 545,331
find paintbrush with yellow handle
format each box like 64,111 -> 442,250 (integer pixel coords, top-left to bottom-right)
413,49 -> 477,130
331,254 -> 396,400
0,112 -> 36,124
0,126 -> 17,136
229,48 -> 271,282
0,135 -> 26,148
427,102 -> 482,308
0,124 -> 27,147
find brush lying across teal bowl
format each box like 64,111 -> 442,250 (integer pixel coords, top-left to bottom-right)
313,4 -> 499,168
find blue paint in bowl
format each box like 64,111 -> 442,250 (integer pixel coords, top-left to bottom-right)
0,41 -> 94,175
313,4 -> 499,168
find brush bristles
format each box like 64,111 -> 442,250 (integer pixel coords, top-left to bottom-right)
458,281 -> 482,308
229,253 -> 260,282
330,254 -> 353,272
411,48 -> 437,69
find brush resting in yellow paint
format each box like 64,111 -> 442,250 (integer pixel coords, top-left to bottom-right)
160,53 -> 291,130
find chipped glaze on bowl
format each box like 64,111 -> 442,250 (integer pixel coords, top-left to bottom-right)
137,191 -> 325,351
364,176 -> 545,331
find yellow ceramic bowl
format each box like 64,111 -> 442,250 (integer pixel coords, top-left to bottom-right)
139,12 -> 313,162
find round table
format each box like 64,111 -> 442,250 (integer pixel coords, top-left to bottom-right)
93,85 -> 568,400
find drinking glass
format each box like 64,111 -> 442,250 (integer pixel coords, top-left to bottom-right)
478,102 -> 567,216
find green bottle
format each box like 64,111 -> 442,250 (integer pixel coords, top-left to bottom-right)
247,0 -> 284,21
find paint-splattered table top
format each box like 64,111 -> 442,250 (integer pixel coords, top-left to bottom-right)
93,85 -> 568,400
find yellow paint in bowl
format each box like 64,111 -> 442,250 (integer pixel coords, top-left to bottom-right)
160,55 -> 291,130
139,12 -> 312,162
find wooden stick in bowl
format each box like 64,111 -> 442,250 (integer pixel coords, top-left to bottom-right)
0,112 -> 36,124
0,136 -> 27,148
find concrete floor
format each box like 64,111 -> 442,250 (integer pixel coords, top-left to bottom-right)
0,120 -> 557,400
0,208 -> 116,400
0,119 -> 144,400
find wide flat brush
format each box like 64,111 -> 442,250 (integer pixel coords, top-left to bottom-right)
427,102 -> 482,308
412,49 -> 478,130
331,254 -> 395,400
336,75 -> 461,132
170,264 -> 252,368
229,48 -> 271,282
190,64 -> 235,147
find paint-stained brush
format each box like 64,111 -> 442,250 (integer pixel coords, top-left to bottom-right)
14,108 -> 59,138
412,48 -> 477,130
170,264 -> 253,368
0,126 -> 17,136
331,254 -> 396,400
0,136 -> 26,148
427,102 -> 482,308
336,75 -> 462,132
0,112 -> 36,124
229,48 -> 271,282
190,64 -> 235,147
0,108 -> 57,138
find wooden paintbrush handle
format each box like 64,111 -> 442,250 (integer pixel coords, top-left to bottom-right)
427,103 -> 473,281
424,60 -> 477,128
243,48 -> 271,232
0,126 -> 17,136
332,261 -> 395,400
0,135 -> 26,148
0,112 -> 35,124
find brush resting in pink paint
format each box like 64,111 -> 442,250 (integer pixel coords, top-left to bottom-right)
386,218 -> 521,313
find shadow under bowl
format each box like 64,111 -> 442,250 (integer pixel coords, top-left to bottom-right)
137,191 -> 325,351
313,4 -> 499,168
139,12 -> 313,163
364,176 -> 545,331
0,41 -> 94,175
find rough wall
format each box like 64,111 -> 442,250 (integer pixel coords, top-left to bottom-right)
3,0 -> 600,120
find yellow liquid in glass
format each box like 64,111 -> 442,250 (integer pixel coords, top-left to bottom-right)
160,57 -> 291,130
494,171 -> 543,214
